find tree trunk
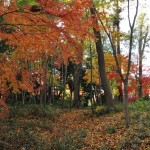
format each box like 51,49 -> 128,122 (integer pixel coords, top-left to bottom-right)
73,62 -> 82,108
90,8 -> 114,109
138,54 -> 143,98
123,80 -> 130,128
22,91 -> 25,107
0,92 -> 9,119
62,64 -> 67,108
116,0 -> 123,102
44,57 -> 48,107
90,44 -> 94,113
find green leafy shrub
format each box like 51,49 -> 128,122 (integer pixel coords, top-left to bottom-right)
120,120 -> 149,149
9,105 -> 61,120
106,125 -> 116,134
131,111 -> 141,120
94,106 -> 109,116
114,102 -> 124,112
138,113 -> 150,127
51,130 -> 87,150
134,125 -> 150,140
0,118 -> 52,150
121,137 -> 141,150
99,144 -> 110,150
129,100 -> 150,112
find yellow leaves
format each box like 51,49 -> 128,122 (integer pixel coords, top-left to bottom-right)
112,88 -> 119,96
84,69 -> 99,85
61,0 -> 72,3
84,52 -> 117,86
111,31 -> 122,38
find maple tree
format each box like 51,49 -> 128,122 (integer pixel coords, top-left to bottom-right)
0,0 -> 149,133
0,0 -> 93,117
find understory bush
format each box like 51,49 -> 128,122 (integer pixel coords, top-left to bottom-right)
9,104 -> 61,120
106,125 -> 116,134
0,105 -> 61,149
129,99 -> 150,112
120,125 -> 150,150
0,118 -> 52,150
94,105 -> 110,116
114,102 -> 124,112
120,100 -> 150,149
51,129 -> 87,150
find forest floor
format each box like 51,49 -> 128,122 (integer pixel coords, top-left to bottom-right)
0,100 -> 150,150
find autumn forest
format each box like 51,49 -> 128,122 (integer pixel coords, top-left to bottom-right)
0,0 -> 150,149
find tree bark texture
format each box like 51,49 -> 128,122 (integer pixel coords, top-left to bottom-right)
73,62 -> 82,108
90,8 -> 114,108
123,80 -> 130,128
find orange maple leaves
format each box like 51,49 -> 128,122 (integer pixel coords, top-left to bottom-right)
0,0 -> 94,117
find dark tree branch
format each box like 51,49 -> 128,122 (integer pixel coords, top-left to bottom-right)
126,0 -> 139,80
92,6 -> 124,81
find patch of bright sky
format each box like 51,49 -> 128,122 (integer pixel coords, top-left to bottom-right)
120,0 -> 150,75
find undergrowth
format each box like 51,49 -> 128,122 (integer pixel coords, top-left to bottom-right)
0,105 -> 61,150
0,99 -> 149,149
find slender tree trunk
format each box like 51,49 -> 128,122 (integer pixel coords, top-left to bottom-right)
90,8 -> 114,109
22,91 -> 25,107
73,62 -> 82,108
116,0 -> 123,102
49,57 -> 55,104
0,92 -> 9,119
138,54 -> 143,98
123,80 -> 130,128
40,90 -> 43,106
47,59 -> 52,105
116,0 -> 121,55
90,45 -> 94,113
44,57 -> 48,107
137,19 -> 149,98
62,64 -> 67,108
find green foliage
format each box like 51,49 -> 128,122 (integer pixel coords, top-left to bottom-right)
16,0 -> 38,10
114,102 -> 124,112
54,97 -> 72,109
94,105 -> 109,116
0,118 -> 52,150
99,144 -> 110,150
119,100 -> 150,149
143,95 -> 150,101
0,40 -> 10,54
121,123 -> 150,149
17,0 -> 38,6
51,129 -> 87,150
129,99 -> 150,112
0,105 -> 59,149
139,113 -> 150,127
121,137 -> 142,150
93,0 -> 101,7
106,125 -> 116,134
9,105 -> 61,120
0,16 -> 3,22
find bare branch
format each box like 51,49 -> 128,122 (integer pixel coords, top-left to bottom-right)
126,0 -> 139,80
127,0 -> 132,28
92,5 -> 124,81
